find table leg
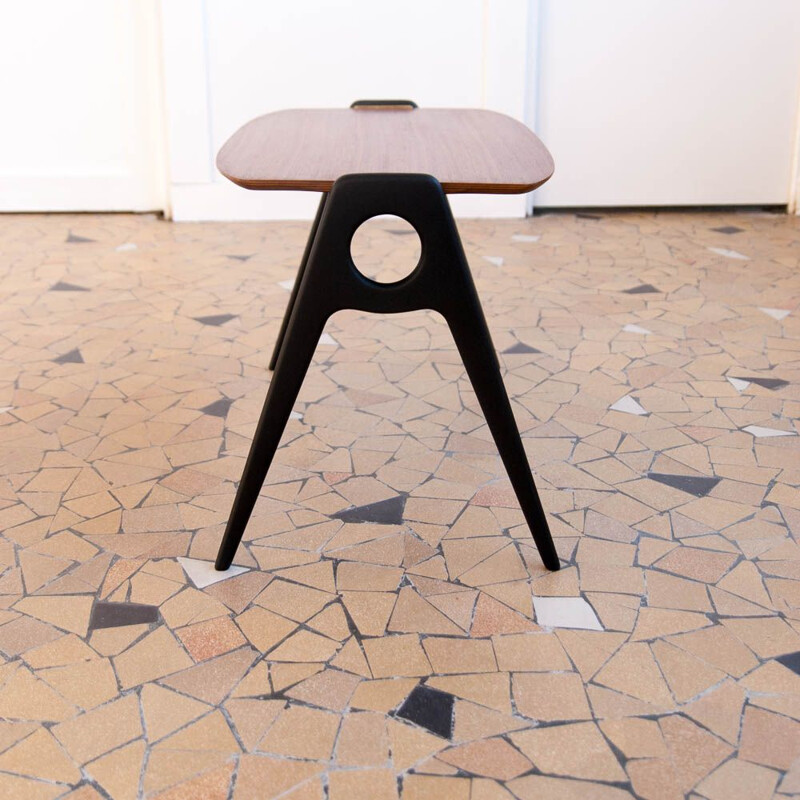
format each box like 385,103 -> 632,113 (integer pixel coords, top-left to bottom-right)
268,193 -> 327,371
216,173 -> 560,572
215,284 -> 327,570
444,284 -> 561,571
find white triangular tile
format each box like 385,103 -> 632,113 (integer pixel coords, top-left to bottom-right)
278,279 -> 295,290
0,406 -> 12,414
727,377 -> 750,392
177,557 -> 249,588
318,333 -> 338,347
115,242 -> 138,252
511,234 -> 541,243
290,410 -> 303,420
743,425 -> 796,438
708,247 -> 749,260
483,256 -> 504,266
533,596 -> 603,631
759,307 -> 791,321
609,396 -> 648,416
623,324 -> 651,334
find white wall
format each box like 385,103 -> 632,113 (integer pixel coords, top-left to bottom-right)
2,1 -> 800,217
160,0 -> 532,220
0,0 -> 166,212
531,0 -> 800,208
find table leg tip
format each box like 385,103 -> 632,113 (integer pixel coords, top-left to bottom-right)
542,551 -> 561,571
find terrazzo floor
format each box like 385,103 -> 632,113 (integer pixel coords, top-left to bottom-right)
0,208 -> 799,799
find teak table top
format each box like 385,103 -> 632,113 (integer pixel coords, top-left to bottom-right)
216,107 -> 554,194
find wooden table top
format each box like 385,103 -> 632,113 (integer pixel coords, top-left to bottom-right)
216,108 -> 554,194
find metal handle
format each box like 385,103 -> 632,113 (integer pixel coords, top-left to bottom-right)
350,99 -> 418,110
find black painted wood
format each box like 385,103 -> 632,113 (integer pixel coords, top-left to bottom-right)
215,173 -> 560,572
269,193 -> 328,371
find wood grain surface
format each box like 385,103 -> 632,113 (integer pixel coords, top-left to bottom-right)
216,108 -> 554,194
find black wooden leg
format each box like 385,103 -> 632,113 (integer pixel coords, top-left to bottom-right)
443,283 -> 561,571
268,193 -> 327,371
217,172 -> 560,572
215,297 -> 327,569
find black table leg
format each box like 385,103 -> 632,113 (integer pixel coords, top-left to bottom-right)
268,193 -> 327,371
216,173 -> 560,571
215,290 -> 327,570
444,286 -> 560,571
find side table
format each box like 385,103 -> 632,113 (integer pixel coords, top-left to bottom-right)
214,101 -> 560,572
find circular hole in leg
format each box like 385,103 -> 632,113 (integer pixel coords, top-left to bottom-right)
350,215 -> 421,283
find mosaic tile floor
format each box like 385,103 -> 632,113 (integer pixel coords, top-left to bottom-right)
0,209 -> 799,799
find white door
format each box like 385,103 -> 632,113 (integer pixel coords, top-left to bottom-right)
530,0 -> 800,208
0,0 -> 166,212
160,0 -> 532,221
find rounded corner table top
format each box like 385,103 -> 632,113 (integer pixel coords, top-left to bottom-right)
216,107 -> 554,195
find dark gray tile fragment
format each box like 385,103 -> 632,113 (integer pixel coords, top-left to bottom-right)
53,348 -> 84,364
332,494 -> 406,525
201,397 -> 234,417
50,281 -> 90,292
731,376 -> 789,390
647,472 -> 721,497
193,314 -> 237,326
89,601 -> 159,630
226,254 -> 253,261
776,651 -> 800,675
396,685 -> 455,739
711,226 -> 744,234
503,342 -> 541,355
66,232 -> 95,243
624,284 -> 660,294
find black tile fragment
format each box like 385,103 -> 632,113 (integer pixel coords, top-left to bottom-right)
647,472 -> 721,497
226,254 -> 253,261
731,376 -> 789,391
201,397 -> 234,417
576,213 -> 602,220
50,281 -> 90,292
386,228 -> 418,235
776,651 -> 800,675
711,225 -> 744,235
193,313 -> 237,326
503,342 -> 541,355
624,284 -> 660,294
332,494 -> 406,524
396,685 -> 454,739
53,348 -> 84,364
89,601 -> 159,630
66,232 -> 95,243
